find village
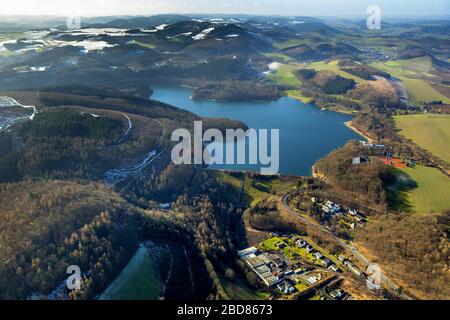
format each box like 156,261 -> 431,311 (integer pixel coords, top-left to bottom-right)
238,231 -> 370,300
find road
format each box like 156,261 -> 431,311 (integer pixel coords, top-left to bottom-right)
104,150 -> 163,185
281,190 -> 413,300
0,96 -> 37,120
117,114 -> 132,144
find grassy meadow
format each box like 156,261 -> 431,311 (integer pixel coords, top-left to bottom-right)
371,57 -> 450,104
389,165 -> 450,215
99,246 -> 160,300
394,114 -> 450,164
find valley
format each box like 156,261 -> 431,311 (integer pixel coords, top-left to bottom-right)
0,11 -> 448,303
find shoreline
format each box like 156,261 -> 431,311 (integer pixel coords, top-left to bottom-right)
345,121 -> 374,143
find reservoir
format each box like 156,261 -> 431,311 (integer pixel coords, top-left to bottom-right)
152,86 -> 363,176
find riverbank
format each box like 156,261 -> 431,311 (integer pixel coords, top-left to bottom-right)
345,121 -> 373,143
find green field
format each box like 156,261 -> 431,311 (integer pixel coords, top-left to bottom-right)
265,63 -> 302,87
99,246 -> 160,300
371,57 -> 450,104
394,114 -> 450,163
390,165 -> 450,214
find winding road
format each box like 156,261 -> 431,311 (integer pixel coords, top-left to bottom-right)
0,96 -> 37,120
117,114 -> 132,144
281,190 -> 413,300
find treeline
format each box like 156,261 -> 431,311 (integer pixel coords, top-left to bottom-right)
192,80 -> 281,102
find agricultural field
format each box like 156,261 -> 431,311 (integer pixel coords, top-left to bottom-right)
389,165 -> 450,214
371,57 -> 450,104
394,114 -> 450,164
99,246 -> 160,300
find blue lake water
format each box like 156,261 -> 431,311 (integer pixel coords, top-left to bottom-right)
151,86 -> 363,176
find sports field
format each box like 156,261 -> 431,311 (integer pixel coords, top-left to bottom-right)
394,114 -> 450,163
99,246 -> 160,300
390,165 -> 450,215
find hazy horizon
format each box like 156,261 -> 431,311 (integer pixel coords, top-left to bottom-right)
1,0 -> 448,18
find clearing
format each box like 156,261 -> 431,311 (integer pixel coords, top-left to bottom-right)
99,246 -> 160,300
394,114 -> 450,164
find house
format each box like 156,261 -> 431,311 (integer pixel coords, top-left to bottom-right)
325,201 -> 341,214
348,265 -> 362,277
275,242 -> 287,249
354,214 -> 365,222
278,280 -> 296,294
306,276 -> 318,285
314,252 -> 323,260
294,268 -> 305,275
348,209 -> 357,216
306,245 -> 314,253
344,260 -> 353,268
322,205 -> 331,214
311,197 -> 318,203
284,269 -> 294,276
328,264 -> 340,272
321,258 -> 332,267
296,240 -> 307,248
326,201 -> 335,208
352,156 -> 368,165
338,255 -> 347,262
343,260 -> 362,276
330,289 -> 345,300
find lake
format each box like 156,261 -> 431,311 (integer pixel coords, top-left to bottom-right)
151,86 -> 363,176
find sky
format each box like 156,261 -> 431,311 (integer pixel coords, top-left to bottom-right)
1,0 -> 449,17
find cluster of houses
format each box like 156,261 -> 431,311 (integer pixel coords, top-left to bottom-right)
295,239 -> 340,273
313,198 -> 366,227
237,237 -> 343,293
